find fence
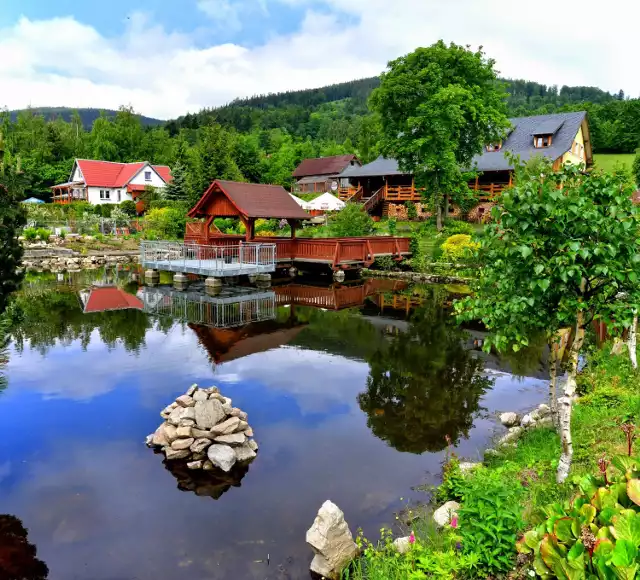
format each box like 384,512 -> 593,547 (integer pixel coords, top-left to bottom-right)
139,241 -> 277,277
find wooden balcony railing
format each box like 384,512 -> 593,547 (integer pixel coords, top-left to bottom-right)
472,182 -> 509,201
384,184 -> 423,201
338,186 -> 363,202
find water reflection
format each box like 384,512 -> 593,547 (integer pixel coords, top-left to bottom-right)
0,514 -> 49,579
0,268 -> 549,580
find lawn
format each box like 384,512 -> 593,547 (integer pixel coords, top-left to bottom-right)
593,152 -> 636,173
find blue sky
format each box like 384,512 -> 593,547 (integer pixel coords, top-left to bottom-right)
0,0 -> 636,119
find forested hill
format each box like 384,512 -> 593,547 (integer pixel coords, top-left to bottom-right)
9,107 -> 165,128
166,75 -> 637,153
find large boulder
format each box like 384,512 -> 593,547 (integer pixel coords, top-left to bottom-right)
498,426 -> 523,446
306,500 -> 358,580
499,412 -> 520,427
194,399 -> 225,429
433,501 -> 460,527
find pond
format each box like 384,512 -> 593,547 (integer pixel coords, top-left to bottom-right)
0,268 -> 548,580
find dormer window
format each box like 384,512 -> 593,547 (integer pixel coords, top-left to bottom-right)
486,142 -> 502,152
534,134 -> 553,148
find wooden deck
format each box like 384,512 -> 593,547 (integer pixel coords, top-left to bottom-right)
184,227 -> 411,270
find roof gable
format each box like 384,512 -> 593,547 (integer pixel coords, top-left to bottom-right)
293,154 -> 359,178
189,180 -> 310,220
74,159 -> 172,187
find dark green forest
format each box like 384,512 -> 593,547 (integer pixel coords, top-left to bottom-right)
3,76 -> 639,202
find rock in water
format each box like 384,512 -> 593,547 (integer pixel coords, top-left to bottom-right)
190,438 -> 212,454
186,384 -> 198,397
499,412 -> 519,427
176,426 -> 192,438
171,438 -> 194,451
306,500 -> 358,580
214,433 -> 246,446
164,424 -> 178,443
195,400 -> 225,430
207,444 -> 237,472
165,448 -> 190,461
210,416 -> 241,436
433,501 -> 460,527
234,443 -> 257,463
152,424 -> 169,447
248,440 -> 258,452
193,390 -> 208,402
175,395 -> 195,408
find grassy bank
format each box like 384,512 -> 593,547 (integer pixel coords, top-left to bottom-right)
344,344 -> 640,579
593,152 -> 637,174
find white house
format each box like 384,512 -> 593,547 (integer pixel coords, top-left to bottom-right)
51,159 -> 172,206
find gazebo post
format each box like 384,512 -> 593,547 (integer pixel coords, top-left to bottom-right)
288,219 -> 298,239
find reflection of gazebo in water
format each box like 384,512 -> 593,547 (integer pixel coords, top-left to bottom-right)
79,286 -> 143,313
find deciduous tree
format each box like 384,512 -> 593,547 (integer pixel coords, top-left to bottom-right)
370,41 -> 510,230
456,162 -> 640,482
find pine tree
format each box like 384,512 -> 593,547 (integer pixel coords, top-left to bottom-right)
164,162 -> 190,202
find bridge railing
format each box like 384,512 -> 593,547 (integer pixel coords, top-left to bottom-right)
140,241 -> 276,275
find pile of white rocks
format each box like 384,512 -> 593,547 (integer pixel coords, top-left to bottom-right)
496,403 -> 554,447
146,384 -> 258,472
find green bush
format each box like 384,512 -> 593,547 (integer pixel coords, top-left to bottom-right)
458,471 -> 524,577
387,217 -> 397,236
440,234 -> 479,263
517,455 -> 640,579
633,151 -> 640,188
143,207 -> 187,240
372,255 -> 396,271
443,220 -> 475,235
330,203 -> 375,237
119,200 -> 137,216
23,227 -> 38,241
36,228 -> 52,241
98,204 -> 113,218
406,201 -> 418,220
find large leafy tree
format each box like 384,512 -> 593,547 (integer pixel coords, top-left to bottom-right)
370,41 -> 510,230
456,162 -> 640,482
359,296 -> 491,454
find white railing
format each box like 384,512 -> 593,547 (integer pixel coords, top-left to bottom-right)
140,241 -> 276,276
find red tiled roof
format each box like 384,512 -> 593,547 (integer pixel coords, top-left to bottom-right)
83,287 -> 143,313
75,160 -> 172,188
292,154 -> 359,178
188,180 -> 310,220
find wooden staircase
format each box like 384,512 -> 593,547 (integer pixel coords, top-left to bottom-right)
362,186 -> 385,214
338,186 -> 363,202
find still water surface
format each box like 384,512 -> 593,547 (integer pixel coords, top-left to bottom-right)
0,269 -> 547,579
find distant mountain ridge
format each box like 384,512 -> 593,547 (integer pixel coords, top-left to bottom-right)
9,107 -> 165,128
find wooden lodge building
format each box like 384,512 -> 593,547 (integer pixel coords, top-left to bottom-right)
291,154 -> 361,194
336,111 -> 592,218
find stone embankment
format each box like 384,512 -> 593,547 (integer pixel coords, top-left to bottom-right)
362,268 -> 470,285
21,244 -> 138,272
146,384 -> 258,473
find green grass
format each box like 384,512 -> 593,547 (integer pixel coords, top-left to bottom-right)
593,152 -> 637,173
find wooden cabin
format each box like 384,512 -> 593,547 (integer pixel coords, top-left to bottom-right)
336,111 -> 592,219
291,154 -> 360,194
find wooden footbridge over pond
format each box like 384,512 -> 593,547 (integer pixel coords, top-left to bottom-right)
139,180 -> 411,282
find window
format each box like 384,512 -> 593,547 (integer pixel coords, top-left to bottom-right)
144,171 -> 152,181
486,142 -> 502,152
100,190 -> 110,200
117,190 -> 121,202
534,135 -> 552,148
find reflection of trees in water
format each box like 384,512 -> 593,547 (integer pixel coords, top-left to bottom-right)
7,290 -> 156,355
0,316 -> 9,393
359,300 -> 493,454
0,514 -> 49,579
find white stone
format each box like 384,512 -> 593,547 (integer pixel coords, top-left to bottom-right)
207,444 -> 237,472
459,462 -> 481,473
164,424 -> 178,443
235,420 -> 249,432
248,439 -> 258,452
433,501 -> 460,527
186,384 -> 198,397
145,434 -> 154,447
152,424 -> 170,447
521,413 -> 535,428
165,447 -> 190,460
210,416 -> 241,435
500,412 -> 520,427
171,438 -> 194,451
535,416 -> 554,429
536,403 -> 551,418
193,390 -> 208,402
190,438 -> 212,454
214,433 -> 246,445
203,386 -> 220,395
234,443 -> 257,463
175,395 -> 195,408
195,399 -> 225,429
176,426 -> 192,438
498,426 -> 523,446
187,461 -> 203,470
393,536 -> 412,554
306,501 -> 358,580
191,428 -> 216,440
243,427 -> 254,438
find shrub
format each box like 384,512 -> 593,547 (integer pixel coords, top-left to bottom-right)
440,234 -> 479,263
23,227 -> 38,242
110,207 -> 130,227
330,203 -> 375,237
406,201 -> 418,220
517,452 -> 640,579
119,200 -> 137,216
443,220 -> 475,235
255,218 -> 279,233
387,217 -> 397,236
143,207 -> 187,239
372,255 -> 396,271
633,151 -> 640,188
36,228 -> 52,241
98,204 -> 113,218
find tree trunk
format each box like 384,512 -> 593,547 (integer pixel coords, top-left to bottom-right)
629,311 -> 638,370
435,196 -> 443,231
549,329 -> 570,430
557,313 -> 585,483
443,196 -> 449,227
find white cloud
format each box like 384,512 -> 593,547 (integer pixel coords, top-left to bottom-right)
0,0 -> 638,120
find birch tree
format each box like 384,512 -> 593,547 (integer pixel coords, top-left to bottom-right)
456,162 -> 640,483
